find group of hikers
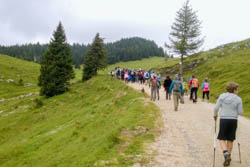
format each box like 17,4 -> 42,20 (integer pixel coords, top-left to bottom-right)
109,67 -> 243,167
110,67 -> 210,111
109,67 -> 159,85
110,67 -> 243,166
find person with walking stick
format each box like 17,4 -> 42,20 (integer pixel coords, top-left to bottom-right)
214,82 -> 243,166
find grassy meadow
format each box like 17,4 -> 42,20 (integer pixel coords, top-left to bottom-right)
0,54 -> 40,99
102,57 -> 167,73
151,39 -> 250,118
183,43 -> 250,117
0,54 -> 160,167
1,35 -> 250,167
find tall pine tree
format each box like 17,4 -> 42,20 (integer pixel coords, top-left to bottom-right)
169,0 -> 204,74
82,33 -> 107,81
38,22 -> 75,97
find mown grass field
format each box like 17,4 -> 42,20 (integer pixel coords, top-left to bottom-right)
0,54 -> 160,167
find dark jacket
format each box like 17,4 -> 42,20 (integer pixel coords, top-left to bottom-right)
164,78 -> 172,88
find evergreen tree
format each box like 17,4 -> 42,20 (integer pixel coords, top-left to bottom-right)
38,22 -> 75,97
82,33 -> 107,81
169,0 -> 204,74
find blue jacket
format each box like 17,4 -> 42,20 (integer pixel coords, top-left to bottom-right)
169,80 -> 184,95
157,78 -> 161,88
202,82 -> 210,91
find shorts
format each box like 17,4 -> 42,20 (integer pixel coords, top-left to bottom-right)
217,119 -> 237,141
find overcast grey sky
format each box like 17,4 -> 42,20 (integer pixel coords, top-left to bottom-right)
0,0 -> 250,50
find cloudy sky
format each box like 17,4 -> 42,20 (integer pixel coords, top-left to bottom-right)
0,0 -> 250,50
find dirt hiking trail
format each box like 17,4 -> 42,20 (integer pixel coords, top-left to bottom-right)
129,83 -> 250,167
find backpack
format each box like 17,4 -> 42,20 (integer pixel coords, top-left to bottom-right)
152,79 -> 157,88
203,82 -> 209,91
192,78 -> 199,88
173,80 -> 181,94
157,79 -> 161,88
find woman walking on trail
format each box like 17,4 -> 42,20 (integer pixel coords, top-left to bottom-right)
183,79 -> 188,96
202,78 -> 210,102
156,75 -> 161,100
169,74 -> 184,111
214,82 -> 243,166
163,76 -> 172,100
124,70 -> 129,83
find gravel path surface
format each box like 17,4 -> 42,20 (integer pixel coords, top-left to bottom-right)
129,83 -> 250,167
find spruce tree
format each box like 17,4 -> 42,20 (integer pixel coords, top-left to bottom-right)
82,33 -> 107,81
38,22 -> 75,97
169,0 -> 204,74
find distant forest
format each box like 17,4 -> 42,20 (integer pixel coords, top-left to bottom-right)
0,37 -> 164,67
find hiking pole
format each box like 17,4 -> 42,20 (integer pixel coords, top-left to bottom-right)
213,119 -> 217,167
237,122 -> 242,164
236,119 -> 241,164
238,142 -> 241,163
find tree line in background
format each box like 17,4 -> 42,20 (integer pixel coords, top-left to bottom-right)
0,37 -> 164,68
106,37 -> 164,64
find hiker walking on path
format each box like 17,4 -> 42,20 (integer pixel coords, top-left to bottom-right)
163,76 -> 172,100
110,70 -> 115,80
124,70 -> 129,83
121,69 -> 125,80
156,74 -> 161,100
189,75 -> 199,103
183,79 -> 188,96
202,78 -> 210,102
169,74 -> 184,111
144,70 -> 150,85
214,82 -> 243,166
151,75 -> 158,101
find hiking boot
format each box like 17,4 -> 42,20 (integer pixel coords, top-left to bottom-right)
223,152 -> 231,166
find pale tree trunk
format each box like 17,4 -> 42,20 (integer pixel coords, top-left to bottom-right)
179,54 -> 184,76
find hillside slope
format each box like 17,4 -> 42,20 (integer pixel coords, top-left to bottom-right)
0,54 -> 40,99
156,38 -> 250,117
0,55 -> 160,167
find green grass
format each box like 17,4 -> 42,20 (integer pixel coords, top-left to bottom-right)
151,38 -> 250,118
0,55 -> 160,166
183,47 -> 250,118
102,57 -> 166,74
0,54 -> 40,99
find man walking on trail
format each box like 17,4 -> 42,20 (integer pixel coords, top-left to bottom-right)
164,76 -> 172,100
151,75 -> 158,101
169,74 -> 184,111
214,82 -> 243,166
144,70 -> 150,85
189,75 -> 199,103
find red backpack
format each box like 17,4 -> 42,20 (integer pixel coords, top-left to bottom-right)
152,78 -> 157,87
